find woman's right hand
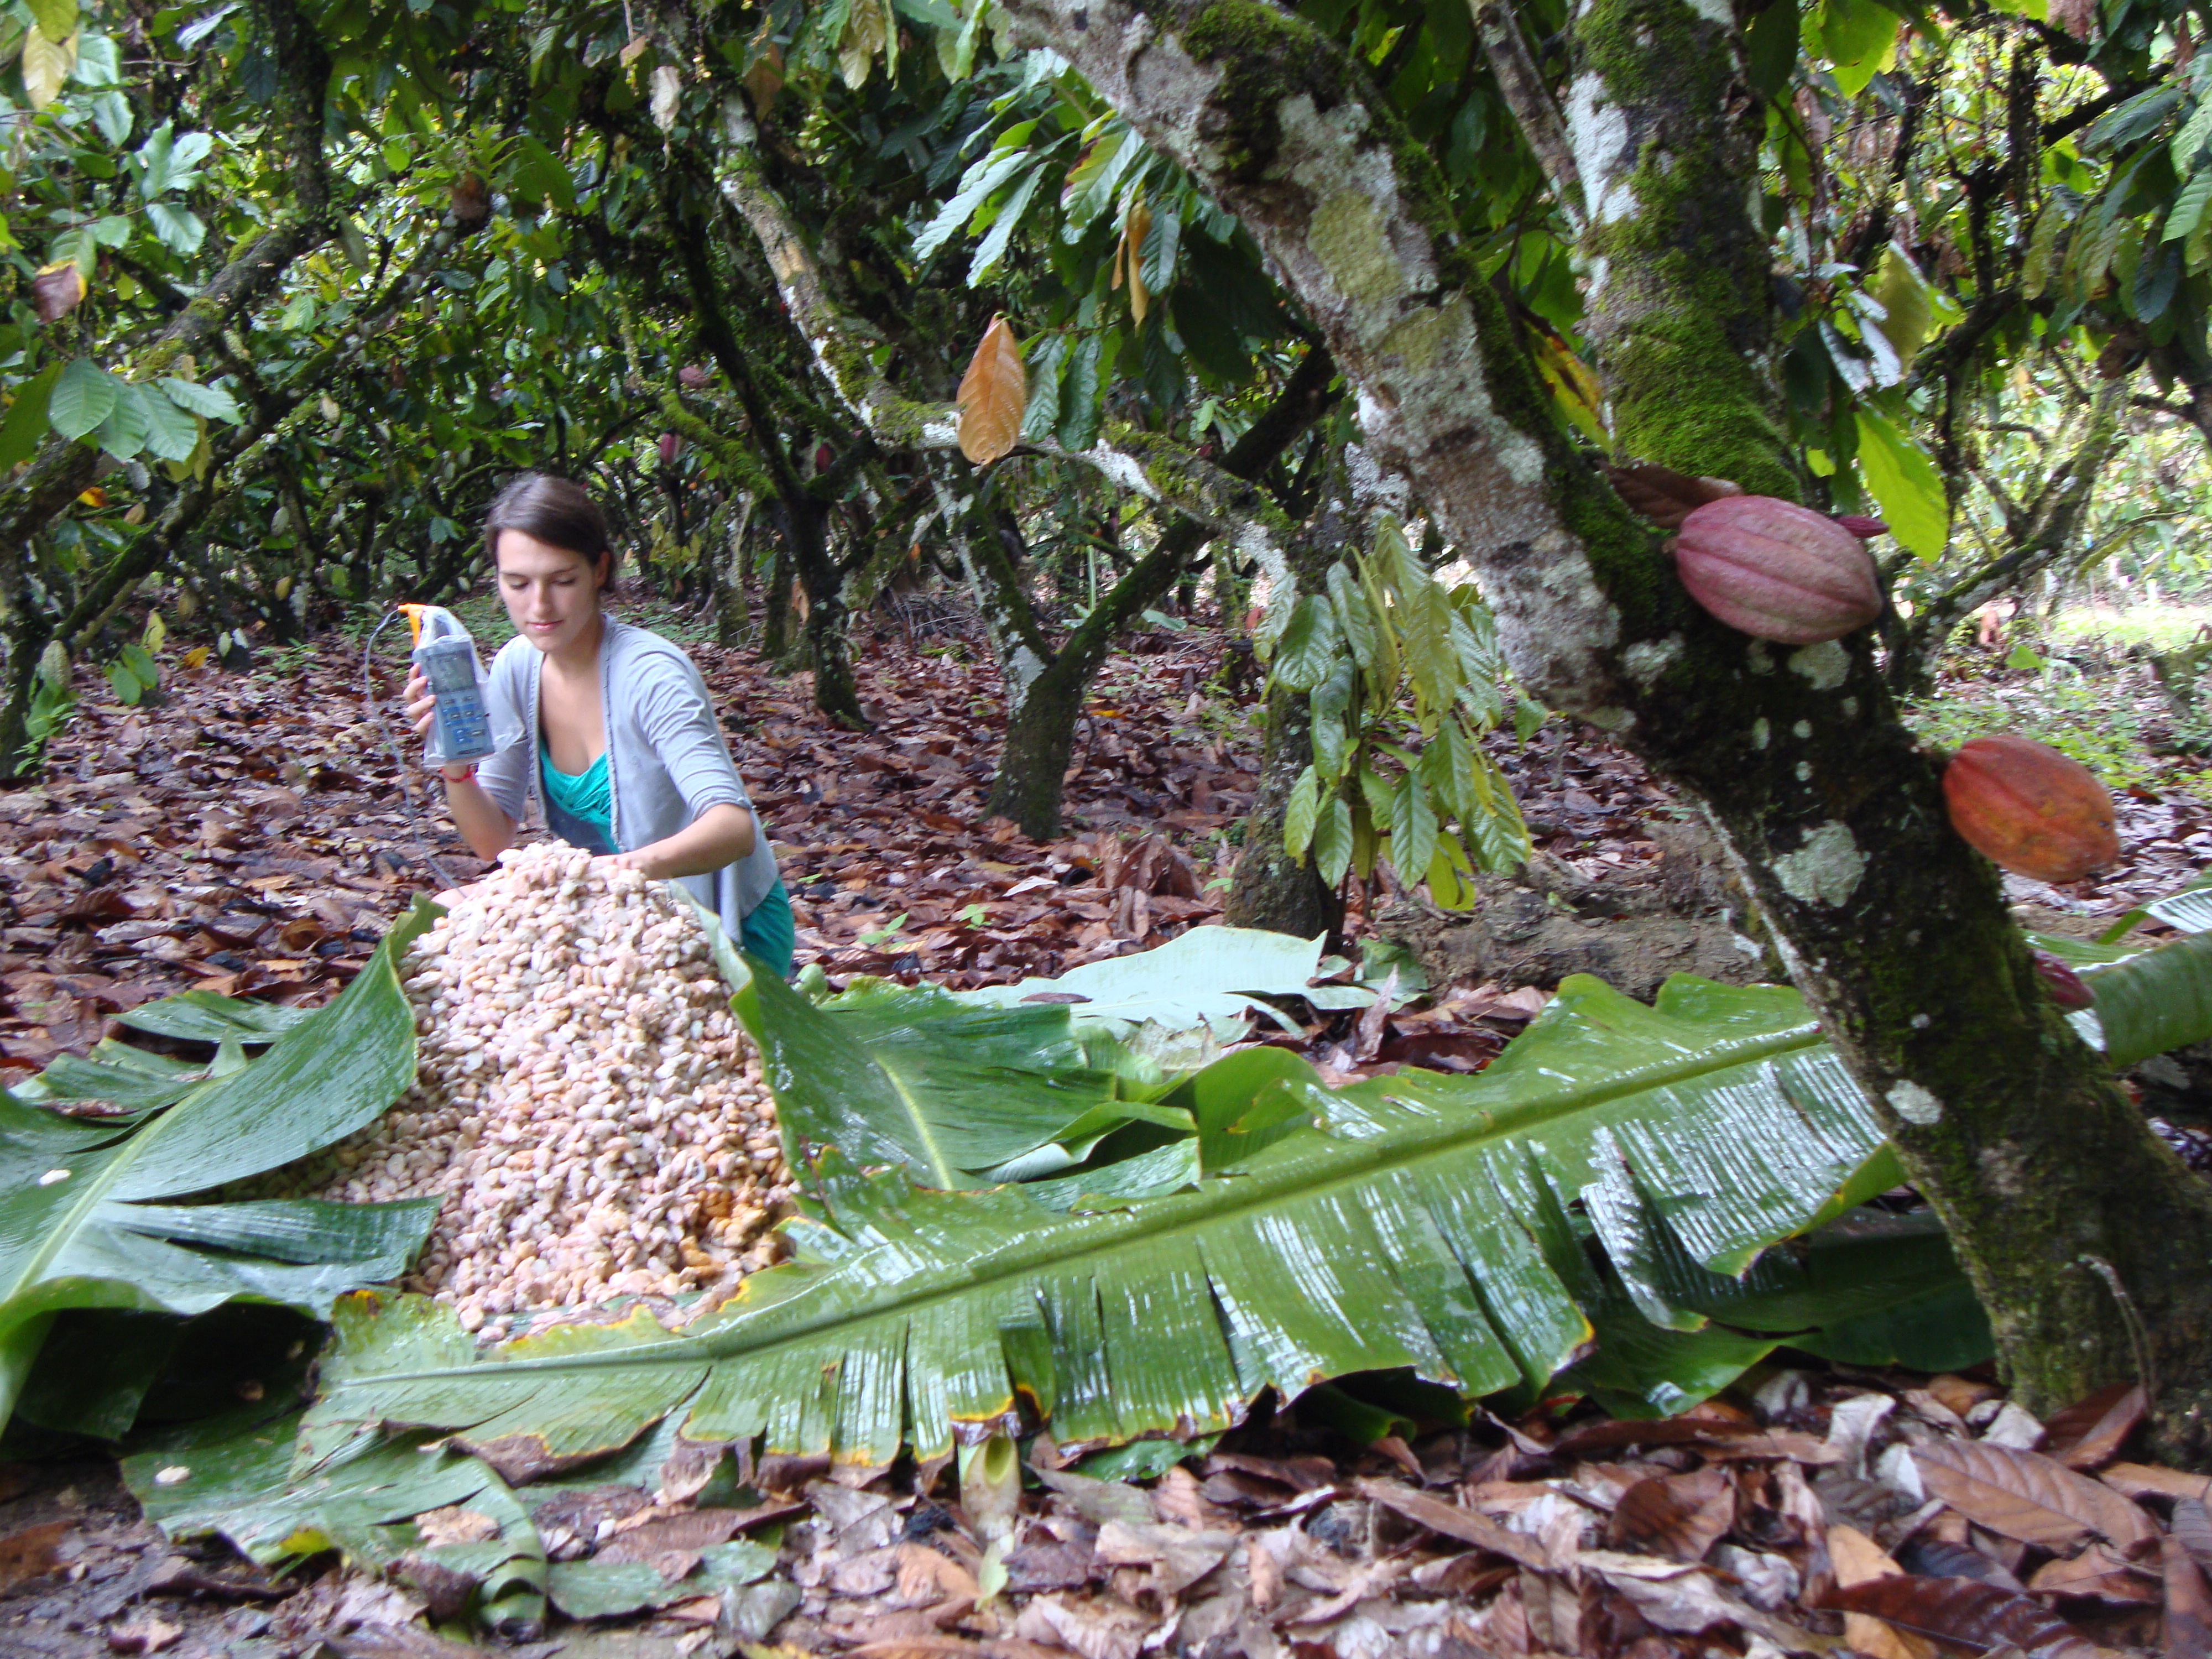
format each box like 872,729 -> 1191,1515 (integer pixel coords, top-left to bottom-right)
404,666 -> 436,740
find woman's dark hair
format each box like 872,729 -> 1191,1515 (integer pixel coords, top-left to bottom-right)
483,473 -> 619,587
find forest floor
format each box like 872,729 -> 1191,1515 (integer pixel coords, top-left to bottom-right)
3,608 -> 2211,1658
6,602 -> 2209,1077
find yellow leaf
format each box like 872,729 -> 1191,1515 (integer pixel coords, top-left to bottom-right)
839,0 -> 886,89
182,646 -> 209,669
619,32 -> 651,65
956,314 -> 1026,466
22,27 -> 76,109
1124,195 -> 1152,326
744,41 -> 784,119
1530,331 -> 1607,444
143,611 -> 165,653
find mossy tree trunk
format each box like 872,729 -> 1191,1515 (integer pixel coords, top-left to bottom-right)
1004,0 -> 2212,1461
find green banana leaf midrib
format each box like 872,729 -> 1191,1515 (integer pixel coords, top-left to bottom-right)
1,910 -> 427,1338
324,1013 -> 1828,1394
877,1051 -> 963,1190
3,1069 -> 235,1328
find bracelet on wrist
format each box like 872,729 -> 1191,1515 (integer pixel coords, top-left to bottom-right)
439,763 -> 477,783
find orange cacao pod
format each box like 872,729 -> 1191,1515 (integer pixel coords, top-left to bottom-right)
1673,495 -> 1883,644
1942,734 -> 2119,884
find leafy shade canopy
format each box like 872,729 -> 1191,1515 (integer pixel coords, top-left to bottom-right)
301,968 -> 1922,1481
0,900 -> 442,1433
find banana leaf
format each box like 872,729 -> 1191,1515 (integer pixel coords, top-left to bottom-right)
2036,895 -> 2212,1068
948,925 -> 1328,1034
0,898 -> 442,1432
302,971 -> 1902,1477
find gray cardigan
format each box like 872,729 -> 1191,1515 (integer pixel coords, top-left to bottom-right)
477,619 -> 779,932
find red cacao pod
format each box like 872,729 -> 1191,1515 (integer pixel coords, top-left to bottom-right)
1673,495 -> 1884,644
658,431 -> 681,467
1942,734 -> 2120,884
679,363 -> 712,389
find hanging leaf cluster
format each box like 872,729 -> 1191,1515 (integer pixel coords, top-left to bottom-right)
1274,517 -> 1531,902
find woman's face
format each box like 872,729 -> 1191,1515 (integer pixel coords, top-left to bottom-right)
496,529 -> 607,656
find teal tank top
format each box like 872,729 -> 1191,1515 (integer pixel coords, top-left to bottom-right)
541,748 -> 615,855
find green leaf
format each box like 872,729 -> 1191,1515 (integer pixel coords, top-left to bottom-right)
2166,170 -> 2212,243
1018,335 -> 1065,443
1061,126 -> 1141,238
2022,199 -> 2071,299
1326,561 -> 1380,675
48,357 -> 116,443
138,383 -> 199,463
1312,795 -> 1354,886
967,163 -> 1044,286
1310,659 -> 1353,784
733,969 -> 1124,1188
0,900 -> 437,1432
1055,333 -> 1103,452
2175,99 -> 2212,171
96,380 -> 152,460
1272,594 -> 1342,694
0,363 -> 62,472
1389,773 -> 1438,888
952,926 -> 1328,1037
25,0 -> 76,41
155,377 -> 243,423
1853,408 -> 1948,561
547,1560 -> 700,1619
121,991 -> 312,1043
2075,932 -> 2212,1068
1282,764 -> 1321,862
305,972 -> 1900,1469
1869,245 -> 1932,364
144,201 -> 206,256
914,148 -> 1034,262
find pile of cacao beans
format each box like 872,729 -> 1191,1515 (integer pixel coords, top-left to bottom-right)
269,844 -> 791,1340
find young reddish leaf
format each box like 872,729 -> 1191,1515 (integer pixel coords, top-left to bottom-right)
956,315 -> 1026,466
2170,1533 -> 2212,1659
1818,1575 -> 2101,1657
32,261 -> 86,325
1604,463 -> 1743,529
1911,1439 -> 2154,1552
2042,1381 -> 2147,1469
1604,1467 -> 1735,1564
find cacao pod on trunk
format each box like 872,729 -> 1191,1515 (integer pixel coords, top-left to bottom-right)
1942,734 -> 2120,884
1673,495 -> 1883,645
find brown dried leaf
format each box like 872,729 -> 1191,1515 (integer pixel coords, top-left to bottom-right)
2101,1461 -> 2212,1503
1828,1525 -> 1939,1659
2169,1533 -> 2212,1659
1352,1476 -> 1554,1569
33,260 -> 86,325
1603,463 -> 1745,529
956,315 -> 1026,466
2025,1541 -> 2159,1604
1818,1575 -> 2102,1657
2176,1498 -> 2212,1577
2041,1383 -> 2146,1470
1605,1467 -> 1735,1564
0,1519 -> 70,1593
1911,1439 -> 2153,1552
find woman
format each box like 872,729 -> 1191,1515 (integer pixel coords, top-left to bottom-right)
405,473 -> 795,976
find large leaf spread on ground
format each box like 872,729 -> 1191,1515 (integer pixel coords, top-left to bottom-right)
0,898 -> 441,1428
302,969 -> 1904,1475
